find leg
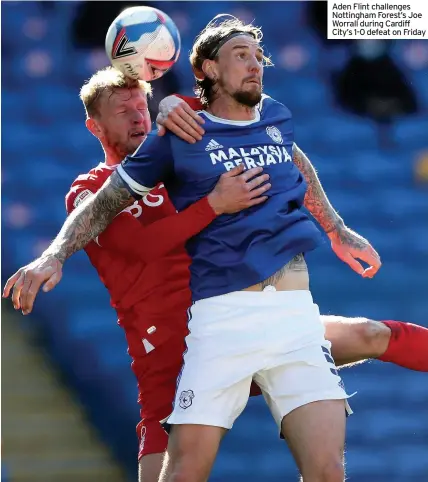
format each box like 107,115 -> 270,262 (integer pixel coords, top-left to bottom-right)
162,373 -> 251,482
282,400 -> 346,482
160,297 -> 259,481
322,315 -> 391,367
133,334 -> 187,482
160,425 -> 226,482
322,316 -> 428,371
136,419 -> 169,482
378,320 -> 428,371
254,327 -> 350,482
138,453 -> 165,482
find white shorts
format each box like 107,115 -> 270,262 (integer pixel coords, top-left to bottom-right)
167,289 -> 352,430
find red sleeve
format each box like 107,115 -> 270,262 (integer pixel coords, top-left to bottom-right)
100,196 -> 216,262
173,94 -> 203,111
66,182 -> 216,264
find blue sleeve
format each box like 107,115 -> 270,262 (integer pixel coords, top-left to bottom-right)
116,131 -> 173,199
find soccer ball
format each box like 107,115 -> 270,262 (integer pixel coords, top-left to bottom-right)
105,6 -> 181,82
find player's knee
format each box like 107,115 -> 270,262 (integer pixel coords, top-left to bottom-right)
321,460 -> 345,482
166,462 -> 199,482
168,472 -> 196,482
308,459 -> 344,482
166,471 -> 187,482
357,319 -> 391,358
166,448 -> 212,482
164,438 -> 203,482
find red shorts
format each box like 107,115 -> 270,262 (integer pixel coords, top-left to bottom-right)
133,334 -> 186,459
134,334 -> 262,460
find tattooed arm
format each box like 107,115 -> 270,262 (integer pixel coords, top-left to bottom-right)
45,172 -> 134,263
292,143 -> 381,278
2,171 -> 137,314
292,143 -> 344,233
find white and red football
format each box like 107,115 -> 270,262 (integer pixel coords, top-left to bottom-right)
106,6 -> 181,81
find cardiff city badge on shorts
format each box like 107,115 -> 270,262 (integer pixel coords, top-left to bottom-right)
179,390 -> 194,409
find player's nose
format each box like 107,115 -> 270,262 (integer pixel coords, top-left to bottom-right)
249,56 -> 261,73
131,111 -> 145,125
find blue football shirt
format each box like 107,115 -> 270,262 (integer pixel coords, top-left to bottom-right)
117,95 -> 324,301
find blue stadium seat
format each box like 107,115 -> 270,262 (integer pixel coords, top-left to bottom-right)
66,307 -> 118,340
31,85 -> 83,121
294,113 -> 379,153
2,122 -> 56,156
393,115 -> 428,149
272,76 -> 332,115
411,70 -> 428,110
93,341 -> 132,371
1,91 -> 27,121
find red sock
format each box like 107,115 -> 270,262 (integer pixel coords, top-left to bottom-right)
378,320 -> 428,372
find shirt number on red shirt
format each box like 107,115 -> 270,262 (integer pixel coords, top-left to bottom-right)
122,185 -> 165,218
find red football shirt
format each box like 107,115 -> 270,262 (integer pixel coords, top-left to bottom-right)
65,162 -> 216,358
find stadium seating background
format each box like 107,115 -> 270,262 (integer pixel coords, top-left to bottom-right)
2,2 -> 428,481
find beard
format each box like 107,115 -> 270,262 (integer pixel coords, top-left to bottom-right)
214,76 -> 263,108
104,130 -> 141,159
112,140 -> 135,158
232,88 -> 262,107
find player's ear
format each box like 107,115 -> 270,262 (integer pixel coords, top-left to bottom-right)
86,117 -> 102,139
202,59 -> 218,82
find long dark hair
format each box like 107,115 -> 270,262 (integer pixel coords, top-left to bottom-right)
189,16 -> 272,107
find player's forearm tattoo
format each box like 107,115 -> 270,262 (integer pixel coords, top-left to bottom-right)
292,143 -> 344,234
260,254 -> 306,288
44,172 -> 133,264
331,226 -> 370,251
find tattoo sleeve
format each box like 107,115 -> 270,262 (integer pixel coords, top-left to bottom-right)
44,171 -> 134,264
292,143 -> 344,233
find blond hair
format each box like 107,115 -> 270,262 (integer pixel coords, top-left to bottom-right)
80,66 -> 152,118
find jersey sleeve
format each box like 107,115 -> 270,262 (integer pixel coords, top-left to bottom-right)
96,197 -> 217,263
65,179 -> 143,251
65,180 -> 97,215
116,132 -> 173,199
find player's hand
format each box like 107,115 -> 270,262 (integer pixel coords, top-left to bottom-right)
156,95 -> 205,144
2,254 -> 63,315
328,227 -> 381,278
208,164 -> 271,215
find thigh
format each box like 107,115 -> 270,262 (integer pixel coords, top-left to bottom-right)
161,424 -> 226,482
255,341 -> 352,428
134,334 -> 187,424
133,335 -> 186,470
167,352 -> 253,429
281,399 -> 346,478
166,300 -> 262,429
